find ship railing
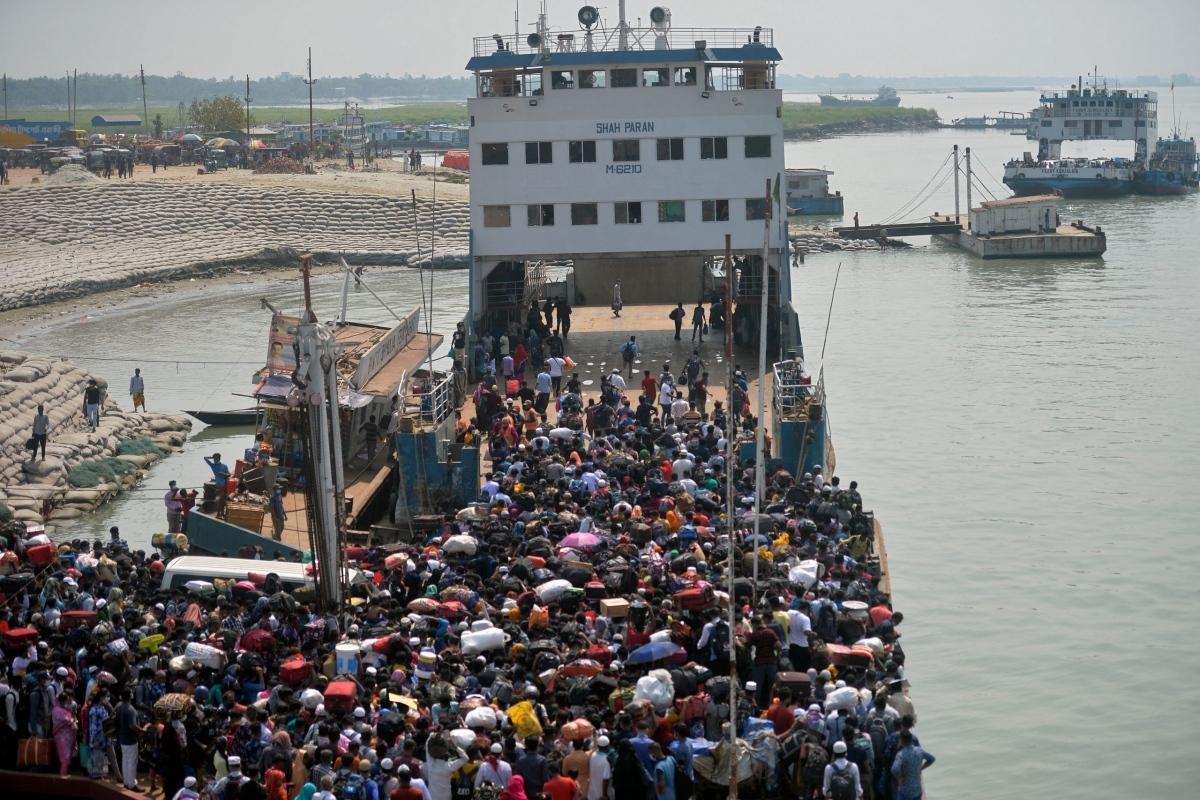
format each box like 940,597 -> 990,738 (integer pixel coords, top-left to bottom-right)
399,371 -> 454,430
773,360 -> 825,422
473,27 -> 773,57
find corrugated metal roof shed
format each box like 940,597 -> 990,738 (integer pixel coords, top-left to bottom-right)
91,114 -> 144,127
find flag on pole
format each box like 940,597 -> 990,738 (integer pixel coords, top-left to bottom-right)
773,173 -> 782,212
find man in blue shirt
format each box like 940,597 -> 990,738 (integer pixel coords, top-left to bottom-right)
629,720 -> 655,774
205,452 -> 231,517
649,742 -> 676,800
890,730 -> 934,800
669,723 -> 693,781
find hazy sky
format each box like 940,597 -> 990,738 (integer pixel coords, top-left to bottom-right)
5,0 -> 1198,80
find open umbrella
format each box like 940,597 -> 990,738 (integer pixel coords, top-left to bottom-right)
177,133 -> 202,143
625,641 -> 682,665
245,139 -> 265,149
737,513 -> 779,532
560,532 -> 601,548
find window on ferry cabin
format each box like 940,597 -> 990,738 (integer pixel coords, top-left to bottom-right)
700,137 -> 728,160
571,204 -> 599,225
551,71 -> 574,90
612,139 -> 641,162
702,199 -> 729,222
745,198 -> 767,220
674,67 -> 697,86
657,138 -> 684,161
527,204 -> 555,227
615,202 -> 643,224
744,136 -> 771,158
579,69 -> 606,88
482,143 -> 509,165
526,141 -> 553,164
643,69 -> 668,87
610,68 -> 638,88
658,201 -> 685,223
569,140 -> 597,163
483,206 -> 511,227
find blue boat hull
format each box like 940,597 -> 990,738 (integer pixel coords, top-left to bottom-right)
787,195 -> 844,215
1135,170 -> 1199,195
1004,176 -> 1133,198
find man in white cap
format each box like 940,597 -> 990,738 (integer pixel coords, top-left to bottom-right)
586,736 -> 612,800
822,740 -> 862,800
170,776 -> 201,800
212,756 -> 244,800
475,743 -> 512,788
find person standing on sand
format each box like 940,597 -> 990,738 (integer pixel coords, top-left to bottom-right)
151,152 -> 158,173
29,405 -> 49,461
612,281 -> 622,317
669,303 -> 686,340
691,302 -> 706,343
129,368 -> 146,412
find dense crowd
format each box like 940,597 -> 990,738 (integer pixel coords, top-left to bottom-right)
0,380 -> 932,800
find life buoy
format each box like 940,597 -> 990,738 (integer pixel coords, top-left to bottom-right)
1096,173 -> 1103,180
1018,173 -> 1026,179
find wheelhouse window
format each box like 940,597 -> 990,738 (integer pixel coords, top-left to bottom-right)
658,201 -> 685,223
569,140 -> 597,163
551,70 -> 574,90
643,69 -> 669,87
483,205 -> 511,227
615,202 -> 642,224
525,141 -> 553,164
571,203 -> 599,225
700,137 -> 728,159
579,69 -> 606,88
527,204 -> 555,226
610,68 -> 638,88
673,67 -> 697,86
702,199 -> 729,222
612,139 -> 641,162
481,143 -> 509,165
745,198 -> 767,220
744,136 -> 771,158
656,138 -> 684,161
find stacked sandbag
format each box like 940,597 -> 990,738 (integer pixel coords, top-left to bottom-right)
0,352 -> 192,525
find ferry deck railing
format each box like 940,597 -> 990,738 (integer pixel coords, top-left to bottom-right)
399,371 -> 454,431
474,27 -> 774,57
773,360 -> 825,423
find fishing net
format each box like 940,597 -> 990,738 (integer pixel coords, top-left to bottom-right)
67,458 -> 136,487
116,437 -> 164,457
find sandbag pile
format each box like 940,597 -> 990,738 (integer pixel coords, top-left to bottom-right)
0,351 -> 192,525
0,181 -> 470,311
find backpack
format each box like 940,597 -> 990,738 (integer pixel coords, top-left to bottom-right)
709,620 -> 730,662
621,342 -> 635,363
814,603 -> 839,643
867,716 -> 889,769
221,774 -> 245,800
452,763 -> 480,800
475,782 -> 503,800
491,677 -> 514,706
608,686 -> 636,714
800,743 -> 828,792
339,772 -> 364,800
828,762 -> 856,800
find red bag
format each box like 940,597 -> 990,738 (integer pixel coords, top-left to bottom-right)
345,546 -> 366,562
61,610 -> 99,630
527,556 -> 546,569
3,628 -> 38,651
17,738 -> 52,767
324,680 -> 357,715
848,646 -> 874,669
825,643 -> 852,667
372,634 -> 398,655
587,643 -> 613,666
27,544 -> 56,565
674,585 -> 717,612
241,629 -> 277,653
677,693 -> 709,723
438,601 -> 466,620
247,572 -> 267,587
280,660 -> 311,686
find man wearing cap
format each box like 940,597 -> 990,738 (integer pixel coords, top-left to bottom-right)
213,756 -> 246,800
586,735 -> 612,800
821,740 -> 862,799
392,765 -> 425,800
423,736 -> 470,800
476,742 -> 512,788
170,776 -> 201,800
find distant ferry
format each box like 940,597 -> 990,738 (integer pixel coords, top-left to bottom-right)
785,168 -> 844,214
1003,75 -> 1197,197
818,85 -> 901,107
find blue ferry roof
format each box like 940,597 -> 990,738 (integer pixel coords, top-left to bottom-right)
466,45 -> 781,71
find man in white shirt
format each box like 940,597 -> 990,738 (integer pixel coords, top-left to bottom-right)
422,740 -> 470,800
546,357 -> 567,394
822,741 -> 862,799
475,743 -> 512,787
481,474 -> 500,500
609,369 -> 626,393
671,453 -> 693,478
786,602 -> 813,671
671,396 -> 689,421
129,368 -> 146,412
587,736 -> 613,800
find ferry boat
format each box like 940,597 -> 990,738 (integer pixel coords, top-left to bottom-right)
1004,74 -> 1196,197
785,168 -> 845,215
819,85 -> 901,107
464,5 -> 831,476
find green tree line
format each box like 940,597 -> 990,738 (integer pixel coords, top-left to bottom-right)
2,72 -> 472,109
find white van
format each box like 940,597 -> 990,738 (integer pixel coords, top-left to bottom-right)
160,556 -> 364,592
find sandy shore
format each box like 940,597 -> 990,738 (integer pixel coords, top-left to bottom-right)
0,160 -> 470,313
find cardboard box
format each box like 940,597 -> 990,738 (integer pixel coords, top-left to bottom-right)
600,598 -> 629,618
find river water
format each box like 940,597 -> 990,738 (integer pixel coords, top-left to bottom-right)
9,87 -> 1199,799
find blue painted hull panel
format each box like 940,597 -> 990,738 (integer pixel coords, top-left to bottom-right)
1135,171 -> 1199,195
1004,177 -> 1133,198
787,196 -> 844,215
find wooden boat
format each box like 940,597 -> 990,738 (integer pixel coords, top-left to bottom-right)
182,408 -> 258,426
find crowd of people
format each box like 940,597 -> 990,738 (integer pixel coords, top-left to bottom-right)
0,314 -> 931,800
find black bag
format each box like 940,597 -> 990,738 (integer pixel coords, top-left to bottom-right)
706,675 -> 731,701
561,566 -> 592,588
558,589 -> 583,614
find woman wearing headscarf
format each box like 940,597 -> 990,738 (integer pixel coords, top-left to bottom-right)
160,711 -> 188,800
87,686 -> 114,779
295,782 -> 318,800
612,739 -> 652,800
51,691 -> 77,776
499,775 -> 528,800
